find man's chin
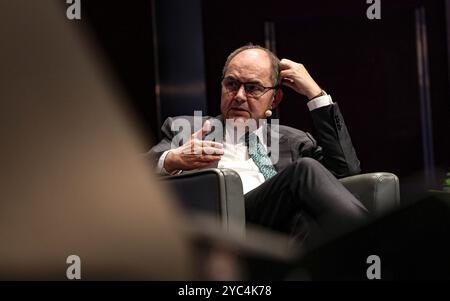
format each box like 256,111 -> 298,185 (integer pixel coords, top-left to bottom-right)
228,116 -> 248,123
224,114 -> 261,133
226,109 -> 252,120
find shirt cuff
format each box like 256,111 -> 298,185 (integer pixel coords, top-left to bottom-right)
157,150 -> 171,175
307,94 -> 333,111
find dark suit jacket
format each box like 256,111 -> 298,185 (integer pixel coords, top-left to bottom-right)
147,103 -> 360,179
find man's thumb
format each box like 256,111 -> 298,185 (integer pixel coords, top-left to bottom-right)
193,120 -> 211,139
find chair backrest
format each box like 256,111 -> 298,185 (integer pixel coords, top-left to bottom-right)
161,168 -> 246,237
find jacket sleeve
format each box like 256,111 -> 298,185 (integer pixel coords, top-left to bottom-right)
144,117 -> 175,167
308,103 -> 361,178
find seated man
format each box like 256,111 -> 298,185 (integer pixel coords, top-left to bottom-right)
147,44 -> 368,251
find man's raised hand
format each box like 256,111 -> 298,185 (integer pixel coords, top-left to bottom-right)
163,120 -> 224,173
279,58 -> 322,100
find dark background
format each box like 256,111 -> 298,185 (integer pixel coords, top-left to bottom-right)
77,0 -> 449,203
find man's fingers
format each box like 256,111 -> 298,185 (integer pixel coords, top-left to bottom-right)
186,139 -> 224,155
201,146 -> 224,155
279,70 -> 295,82
281,80 -> 295,89
187,145 -> 224,155
191,139 -> 223,149
201,120 -> 211,137
279,58 -> 295,69
279,69 -> 292,76
198,155 -> 222,162
202,141 -> 223,149
191,140 -> 222,147
279,69 -> 295,88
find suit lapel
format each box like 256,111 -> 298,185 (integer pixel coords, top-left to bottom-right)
266,123 -> 288,172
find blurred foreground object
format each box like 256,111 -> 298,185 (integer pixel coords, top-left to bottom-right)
0,0 -> 191,280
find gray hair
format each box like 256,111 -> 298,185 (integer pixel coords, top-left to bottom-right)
222,44 -> 280,86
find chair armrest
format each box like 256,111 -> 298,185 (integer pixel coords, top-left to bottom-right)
160,168 -> 245,236
339,172 -> 400,216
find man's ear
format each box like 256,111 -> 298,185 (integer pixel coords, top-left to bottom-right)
272,89 -> 283,108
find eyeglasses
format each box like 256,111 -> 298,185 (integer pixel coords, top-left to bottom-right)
222,77 -> 279,99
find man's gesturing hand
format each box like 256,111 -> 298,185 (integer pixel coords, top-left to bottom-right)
163,120 -> 224,173
279,59 -> 322,100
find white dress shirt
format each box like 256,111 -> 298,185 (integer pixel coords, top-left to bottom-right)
157,94 -> 333,194
218,124 -> 268,194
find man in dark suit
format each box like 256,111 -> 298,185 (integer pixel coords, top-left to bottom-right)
148,45 -> 368,250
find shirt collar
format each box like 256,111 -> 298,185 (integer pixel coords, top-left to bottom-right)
223,120 -> 268,149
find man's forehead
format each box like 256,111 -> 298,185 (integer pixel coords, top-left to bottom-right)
226,49 -> 271,80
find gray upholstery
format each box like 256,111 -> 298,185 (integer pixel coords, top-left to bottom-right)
161,168 -> 245,236
339,172 -> 400,216
162,169 -> 400,233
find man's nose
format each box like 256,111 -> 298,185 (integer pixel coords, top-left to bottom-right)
234,84 -> 247,101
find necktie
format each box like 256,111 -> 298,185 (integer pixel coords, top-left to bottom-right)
245,133 -> 277,180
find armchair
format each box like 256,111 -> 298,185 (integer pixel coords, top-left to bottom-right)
161,168 -> 400,234
161,168 -> 246,236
